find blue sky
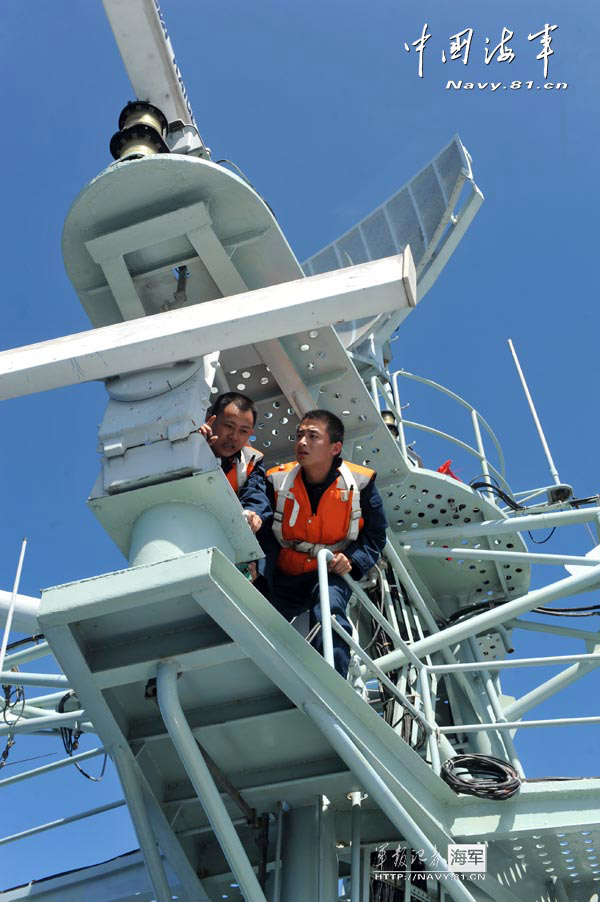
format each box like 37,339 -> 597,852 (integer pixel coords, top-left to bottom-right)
0,0 -> 599,890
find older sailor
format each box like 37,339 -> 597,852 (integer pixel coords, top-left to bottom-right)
199,391 -> 268,532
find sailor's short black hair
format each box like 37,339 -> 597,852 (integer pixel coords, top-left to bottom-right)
299,409 -> 344,444
209,392 -> 258,425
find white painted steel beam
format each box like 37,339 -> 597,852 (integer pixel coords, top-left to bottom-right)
439,715 -> 600,732
0,253 -> 415,401
3,642 -> 49,669
0,747 -> 105,789
503,655 -> 600,720
0,671 -> 68,688
405,544 -> 600,568
428,652 -> 600,673
0,800 -> 127,847
305,704 -> 477,902
510,618 -> 600,642
0,590 -> 39,632
374,562 -> 600,673
0,708 -> 85,737
401,506 -> 600,544
112,747 -> 173,902
254,339 -> 315,416
102,0 -> 201,134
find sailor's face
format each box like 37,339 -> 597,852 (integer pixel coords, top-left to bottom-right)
295,419 -> 341,470
211,403 -> 254,458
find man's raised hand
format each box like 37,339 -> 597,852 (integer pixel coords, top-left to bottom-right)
198,414 -> 219,445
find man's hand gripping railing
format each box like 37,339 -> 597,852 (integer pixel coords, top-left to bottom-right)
316,548 -> 441,773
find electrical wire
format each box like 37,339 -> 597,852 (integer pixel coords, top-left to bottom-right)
527,527 -> 556,544
375,568 -> 427,748
444,595 -> 600,622
441,754 -> 521,800
57,691 -> 107,782
0,751 -> 57,768
6,634 -> 44,651
470,482 -> 560,541
1,675 -> 25,769
469,481 -> 524,511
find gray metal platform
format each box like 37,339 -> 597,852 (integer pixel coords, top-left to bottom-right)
35,546 -> 600,902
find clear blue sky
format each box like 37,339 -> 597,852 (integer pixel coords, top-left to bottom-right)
1,0 -> 599,890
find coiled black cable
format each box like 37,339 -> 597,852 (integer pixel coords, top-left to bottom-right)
441,754 -> 521,800
58,691 -> 107,782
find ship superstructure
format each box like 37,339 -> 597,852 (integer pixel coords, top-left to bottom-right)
1,4 -> 599,902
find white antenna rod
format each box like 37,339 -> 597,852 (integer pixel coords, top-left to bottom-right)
0,538 -> 27,676
508,339 -> 561,487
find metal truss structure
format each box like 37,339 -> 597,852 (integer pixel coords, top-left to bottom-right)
1,3 -> 600,902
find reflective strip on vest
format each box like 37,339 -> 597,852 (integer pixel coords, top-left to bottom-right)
228,446 -> 263,494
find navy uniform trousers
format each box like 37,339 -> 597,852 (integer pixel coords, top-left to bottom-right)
269,570 -> 353,678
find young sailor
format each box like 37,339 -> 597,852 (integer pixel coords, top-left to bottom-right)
199,392 -> 267,532
264,409 -> 388,677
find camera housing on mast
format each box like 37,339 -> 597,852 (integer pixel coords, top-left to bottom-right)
110,100 -> 169,161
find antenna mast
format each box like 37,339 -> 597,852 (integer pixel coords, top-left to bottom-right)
508,338 -> 570,501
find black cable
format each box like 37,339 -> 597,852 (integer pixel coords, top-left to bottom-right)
441,754 -> 521,800
469,481 -> 525,511
470,472 -> 500,488
446,596 -> 600,622
527,527 -> 556,544
1,679 -> 25,769
444,600 -> 503,625
570,495 -> 600,508
7,633 -> 43,651
57,691 -> 107,782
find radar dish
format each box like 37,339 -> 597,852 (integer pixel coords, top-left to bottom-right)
302,135 -> 483,353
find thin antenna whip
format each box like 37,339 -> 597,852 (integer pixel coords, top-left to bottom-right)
507,339 -> 561,487
0,539 -> 28,676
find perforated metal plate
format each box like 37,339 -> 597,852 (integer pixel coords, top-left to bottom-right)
218,325 -> 413,479
499,827 -> 600,896
389,471 -> 531,610
217,329 -> 530,619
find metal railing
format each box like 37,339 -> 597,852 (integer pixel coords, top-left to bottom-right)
316,520 -> 600,780
368,370 -> 510,497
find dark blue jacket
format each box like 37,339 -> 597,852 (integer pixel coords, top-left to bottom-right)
262,458 -> 388,580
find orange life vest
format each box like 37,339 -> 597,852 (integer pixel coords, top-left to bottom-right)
266,460 -> 374,575
225,446 -> 264,495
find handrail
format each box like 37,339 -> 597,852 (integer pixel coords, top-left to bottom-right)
392,370 -> 506,475
0,799 -> 126,846
366,369 -> 511,497
401,419 -> 508,492
315,542 -> 600,783
316,549 -> 441,772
